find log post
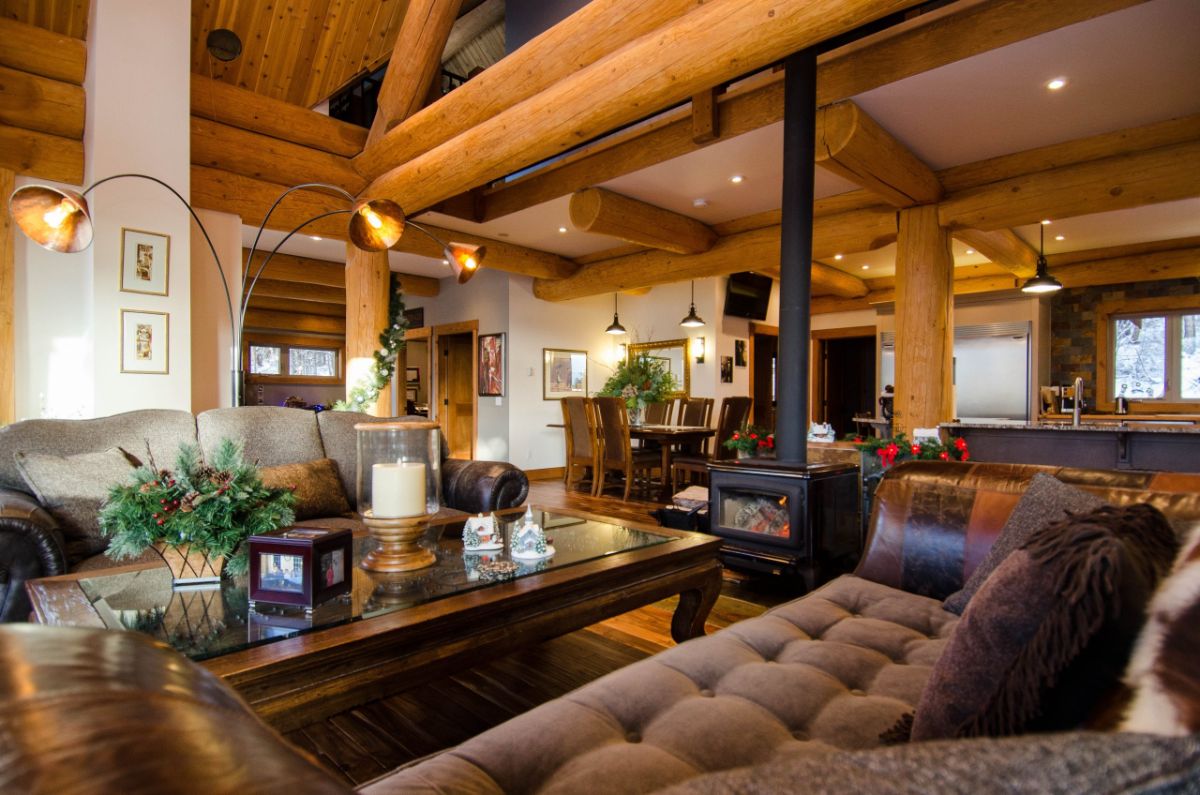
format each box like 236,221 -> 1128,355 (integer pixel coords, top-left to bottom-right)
894,205 -> 955,438
0,167 -> 13,425
345,244 -> 393,416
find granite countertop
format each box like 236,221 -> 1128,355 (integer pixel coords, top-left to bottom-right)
941,421 -> 1200,435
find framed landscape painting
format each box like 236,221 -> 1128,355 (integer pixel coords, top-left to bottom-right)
120,228 -> 170,296
478,333 -> 505,397
543,348 -> 587,400
120,309 -> 169,374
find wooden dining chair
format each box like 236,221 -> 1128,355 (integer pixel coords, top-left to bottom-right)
643,401 -> 670,425
676,397 -> 715,454
592,397 -> 660,500
561,397 -> 599,493
671,396 -> 753,492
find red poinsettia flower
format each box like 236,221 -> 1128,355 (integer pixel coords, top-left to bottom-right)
910,444 -> 922,456
938,451 -> 949,461
954,437 -> 968,451
732,432 -> 740,440
758,439 -> 767,448
749,433 -> 758,440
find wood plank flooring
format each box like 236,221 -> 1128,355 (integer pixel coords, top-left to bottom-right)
284,478 -> 807,787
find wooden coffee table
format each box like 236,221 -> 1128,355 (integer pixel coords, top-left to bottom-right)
26,506 -> 722,731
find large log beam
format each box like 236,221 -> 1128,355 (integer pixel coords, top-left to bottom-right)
939,140 -> 1200,231
533,207 -> 893,302
469,0 -> 1149,222
367,0 -> 462,146
815,100 -> 941,207
952,228 -> 1038,278
247,250 -> 440,299
0,65 -> 84,139
247,295 -> 346,318
365,0 -> 923,213
1049,245 -> 1200,289
191,118 -> 365,195
192,167 -> 572,281
810,272 -> 1019,314
190,74 -> 366,158
568,187 -> 717,254
250,278 -> 346,305
761,261 -> 870,298
0,17 -> 87,84
0,122 -> 82,184
355,0 -> 705,180
444,0 -> 505,62
243,309 -> 346,336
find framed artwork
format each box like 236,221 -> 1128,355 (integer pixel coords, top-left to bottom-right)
478,333 -> 505,397
543,348 -> 588,400
120,228 -> 170,296
405,367 -> 420,384
734,339 -> 747,367
403,307 -> 425,329
120,309 -> 169,374
406,387 -> 418,402
720,355 -> 733,384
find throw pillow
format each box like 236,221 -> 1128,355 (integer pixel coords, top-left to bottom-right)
912,504 -> 1177,741
1121,521 -> 1200,735
259,458 -> 351,520
943,473 -> 1104,614
13,447 -> 139,564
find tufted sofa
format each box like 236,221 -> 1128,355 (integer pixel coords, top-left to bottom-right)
0,406 -> 529,623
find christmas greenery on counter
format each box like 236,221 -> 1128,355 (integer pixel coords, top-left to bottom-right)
845,431 -> 969,468
99,438 -> 296,575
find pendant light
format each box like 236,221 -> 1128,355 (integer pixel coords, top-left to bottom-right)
605,293 -> 627,335
1020,222 -> 1063,294
679,280 -> 705,327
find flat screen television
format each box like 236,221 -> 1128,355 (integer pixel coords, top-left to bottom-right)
723,272 -> 772,320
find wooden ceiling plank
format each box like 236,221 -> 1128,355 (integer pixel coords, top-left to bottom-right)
0,17 -> 86,83
0,121 -> 82,183
815,100 -> 941,207
250,277 -> 346,304
0,64 -> 84,139
951,228 -> 1038,278
282,0 -> 333,106
568,187 -> 717,255
938,140 -> 1200,231
367,0 -> 463,146
244,308 -> 346,335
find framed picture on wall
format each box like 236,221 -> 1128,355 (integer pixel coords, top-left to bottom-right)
543,348 -> 587,400
120,309 -> 169,374
734,339 -> 747,367
119,228 -> 170,296
405,367 -> 420,385
720,356 -> 733,384
478,333 -> 505,397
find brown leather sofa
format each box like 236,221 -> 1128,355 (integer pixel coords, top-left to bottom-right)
0,461 -> 1197,794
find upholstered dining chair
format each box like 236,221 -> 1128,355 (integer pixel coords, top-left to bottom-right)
561,397 -> 599,493
592,397 -> 660,500
670,396 -> 752,492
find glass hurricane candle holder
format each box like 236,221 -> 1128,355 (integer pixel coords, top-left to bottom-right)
355,421 -> 442,572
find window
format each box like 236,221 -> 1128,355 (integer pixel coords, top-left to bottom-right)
250,345 -> 281,375
245,339 -> 342,383
1099,296 -> 1200,409
288,347 -> 338,377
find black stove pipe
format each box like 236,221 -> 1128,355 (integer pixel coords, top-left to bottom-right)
774,47 -> 817,465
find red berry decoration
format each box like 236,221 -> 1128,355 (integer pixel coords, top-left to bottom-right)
939,451 -> 949,460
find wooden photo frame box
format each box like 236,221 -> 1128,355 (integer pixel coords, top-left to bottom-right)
248,526 -> 353,610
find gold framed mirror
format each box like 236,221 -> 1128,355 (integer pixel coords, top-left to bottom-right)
627,338 -> 690,398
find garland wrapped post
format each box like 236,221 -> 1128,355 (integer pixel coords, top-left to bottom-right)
335,273 -> 408,412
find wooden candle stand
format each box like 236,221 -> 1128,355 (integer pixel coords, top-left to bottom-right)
360,510 -> 437,573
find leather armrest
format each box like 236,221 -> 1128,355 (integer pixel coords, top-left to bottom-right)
441,459 -> 530,515
0,488 -> 68,623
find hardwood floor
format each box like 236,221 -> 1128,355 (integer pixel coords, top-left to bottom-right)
284,478 -> 806,787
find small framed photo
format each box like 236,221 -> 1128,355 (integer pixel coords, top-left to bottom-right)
406,367 -> 420,384
543,348 -> 587,400
479,333 -> 505,397
120,228 -> 170,295
734,339 -> 747,367
248,526 -> 353,610
120,309 -> 169,374
720,355 -> 733,383
406,387 -> 418,401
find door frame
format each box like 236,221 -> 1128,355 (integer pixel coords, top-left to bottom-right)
431,320 -> 478,459
810,326 -> 876,424
747,322 -> 778,426
402,326 -> 431,416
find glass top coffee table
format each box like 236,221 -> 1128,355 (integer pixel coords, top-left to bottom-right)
27,506 -> 723,731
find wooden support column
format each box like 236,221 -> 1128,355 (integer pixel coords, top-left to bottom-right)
345,244 -> 392,416
0,168 -> 13,425
894,205 -> 955,438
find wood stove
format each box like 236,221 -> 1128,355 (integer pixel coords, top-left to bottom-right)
708,459 -> 860,589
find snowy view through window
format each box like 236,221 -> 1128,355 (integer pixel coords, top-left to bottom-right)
1114,317 -> 1165,398
250,345 -> 281,375
289,348 -> 337,377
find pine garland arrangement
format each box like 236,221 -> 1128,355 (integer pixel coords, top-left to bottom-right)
335,273 -> 408,412
99,438 -> 297,576
843,431 -> 969,468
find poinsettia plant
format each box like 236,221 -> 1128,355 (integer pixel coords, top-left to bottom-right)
844,432 -> 969,468
724,425 -> 775,456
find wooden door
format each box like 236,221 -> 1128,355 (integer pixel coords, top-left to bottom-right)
437,330 -> 475,458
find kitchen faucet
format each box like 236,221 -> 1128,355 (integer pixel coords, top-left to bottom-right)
1073,376 -> 1084,427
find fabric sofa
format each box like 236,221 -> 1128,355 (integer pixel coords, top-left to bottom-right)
0,461 -> 1197,794
0,406 -> 529,623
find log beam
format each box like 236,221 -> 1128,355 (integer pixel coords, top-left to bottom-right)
243,309 -> 346,336
365,0 -> 923,213
0,65 -> 85,139
190,74 -> 367,158
367,0 -> 463,146
0,17 -> 87,84
1049,246 -> 1200,289
250,278 -> 346,305
568,187 -> 717,254
345,245 -> 392,416
760,261 -> 870,298
952,228 -> 1038,278
444,0 -> 505,62
815,100 -> 941,207
0,168 -> 13,425
247,295 -> 346,318
692,88 -> 719,145
0,122 -> 82,184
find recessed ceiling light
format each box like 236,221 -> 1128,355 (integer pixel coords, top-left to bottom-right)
834,254 -> 843,260
1055,234 -> 1065,241
310,236 -> 322,241
965,249 -> 975,255
1041,219 -> 1052,225
730,174 -> 744,184
557,226 -> 568,234
861,265 -> 870,270
1046,77 -> 1067,91
443,259 -> 450,265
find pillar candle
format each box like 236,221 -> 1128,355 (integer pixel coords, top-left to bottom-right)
371,461 -> 426,518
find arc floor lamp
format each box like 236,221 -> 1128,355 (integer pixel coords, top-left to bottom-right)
9,175 -> 485,406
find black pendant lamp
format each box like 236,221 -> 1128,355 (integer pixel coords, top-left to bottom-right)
605,294 -> 627,335
1020,222 -> 1063,294
679,280 -> 705,328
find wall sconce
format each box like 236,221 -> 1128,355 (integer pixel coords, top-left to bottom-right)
693,336 -> 706,364
617,343 -> 628,361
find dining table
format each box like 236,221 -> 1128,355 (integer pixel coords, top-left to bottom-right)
629,424 -> 716,502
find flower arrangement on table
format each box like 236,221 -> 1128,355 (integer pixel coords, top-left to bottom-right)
598,354 -> 679,419
99,438 -> 296,576
723,425 -> 775,457
844,431 -> 969,468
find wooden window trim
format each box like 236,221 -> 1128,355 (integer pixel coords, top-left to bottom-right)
244,333 -> 345,385
1095,294 -> 1200,413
